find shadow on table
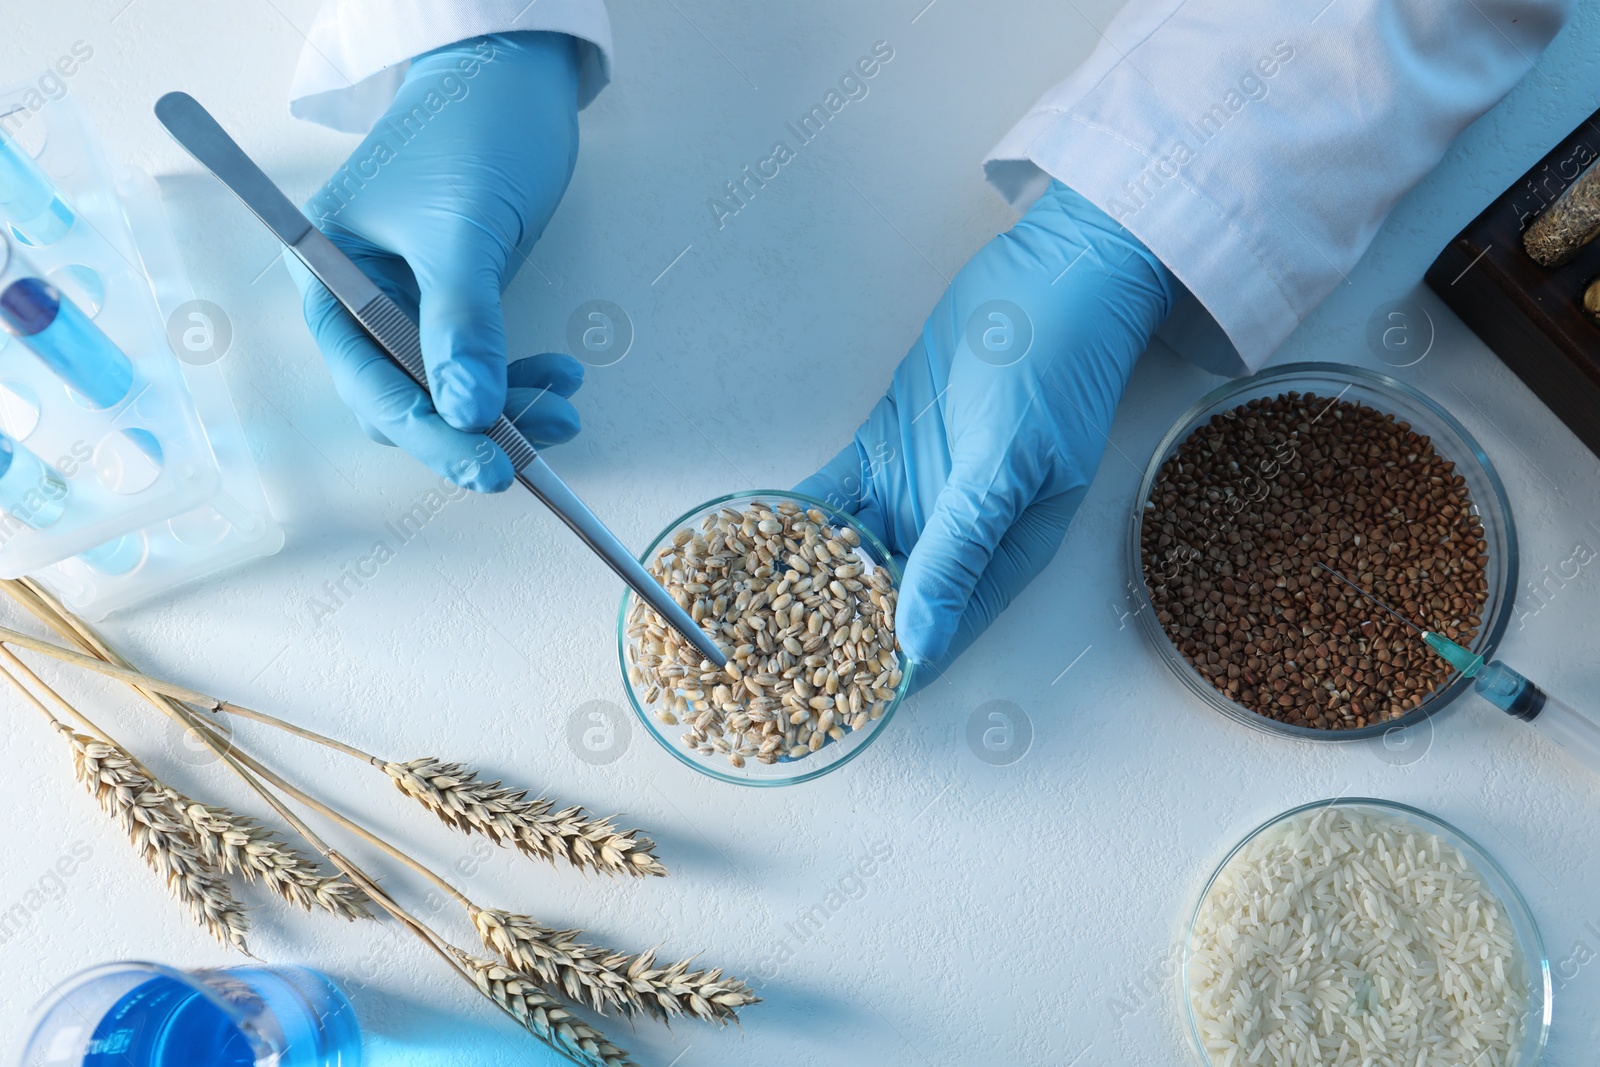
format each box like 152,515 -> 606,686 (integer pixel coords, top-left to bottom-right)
620,819 -> 774,879
348,985 -> 572,1067
342,969 -> 865,1062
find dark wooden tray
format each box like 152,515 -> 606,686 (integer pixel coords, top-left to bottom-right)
1425,107 -> 1600,458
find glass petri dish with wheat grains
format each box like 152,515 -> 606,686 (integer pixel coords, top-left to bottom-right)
1129,362 -> 1518,742
618,490 -> 913,786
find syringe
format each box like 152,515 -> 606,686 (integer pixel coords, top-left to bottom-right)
1421,631 -> 1600,776
1315,560 -> 1600,777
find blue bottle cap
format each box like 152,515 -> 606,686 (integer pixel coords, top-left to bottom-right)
0,277 -> 62,337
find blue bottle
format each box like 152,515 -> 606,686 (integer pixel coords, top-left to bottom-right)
0,274 -> 135,409
79,974 -> 257,1065
24,962 -> 362,1067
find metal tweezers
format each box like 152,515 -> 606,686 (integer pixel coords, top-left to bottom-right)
155,91 -> 726,668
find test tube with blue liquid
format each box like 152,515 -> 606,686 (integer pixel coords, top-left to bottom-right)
0,124 -> 75,245
0,232 -> 136,409
0,428 -> 66,528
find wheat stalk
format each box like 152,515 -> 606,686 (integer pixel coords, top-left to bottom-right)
382,758 -> 667,878
144,705 -> 643,1067
311,853 -> 639,1067
449,948 -> 636,1067
189,732 -> 754,1027
472,907 -> 632,1013
0,579 -> 731,1055
55,724 -> 251,952
471,906 -> 758,1025
0,628 -> 366,927
175,797 -> 370,920
0,622 -> 669,880
175,714 -> 753,1029
152,708 -> 640,1067
185,723 -> 752,1027
0,638 -> 251,953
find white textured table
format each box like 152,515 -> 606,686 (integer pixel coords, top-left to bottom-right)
5,2 -> 1600,1065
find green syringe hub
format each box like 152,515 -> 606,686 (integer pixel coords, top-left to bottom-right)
1422,631 -> 1484,677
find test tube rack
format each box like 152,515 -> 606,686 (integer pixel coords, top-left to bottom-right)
0,80 -> 282,618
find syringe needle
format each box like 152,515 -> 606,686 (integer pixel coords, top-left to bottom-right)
1313,561 -> 1425,633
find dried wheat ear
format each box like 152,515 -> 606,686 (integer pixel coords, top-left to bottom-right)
0,575 -> 758,1067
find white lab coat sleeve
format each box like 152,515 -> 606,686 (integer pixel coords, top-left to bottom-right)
289,0 -> 612,133
985,0 -> 1572,375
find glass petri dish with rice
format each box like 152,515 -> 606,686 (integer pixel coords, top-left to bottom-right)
1181,798 -> 1550,1067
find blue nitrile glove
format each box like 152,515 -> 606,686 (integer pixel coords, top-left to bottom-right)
796,180 -> 1176,679
285,32 -> 584,493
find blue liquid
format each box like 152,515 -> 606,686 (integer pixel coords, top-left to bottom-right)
75,968 -> 361,1067
0,277 -> 135,408
123,425 -> 165,464
83,975 -> 256,1066
1473,659 -> 1546,720
0,133 -> 74,245
0,430 -> 66,527
80,531 -> 145,575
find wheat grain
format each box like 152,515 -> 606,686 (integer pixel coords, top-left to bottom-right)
383,758 -> 666,878
471,906 -> 758,1025
58,725 -> 250,952
176,797 -> 370,920
449,948 -> 635,1067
